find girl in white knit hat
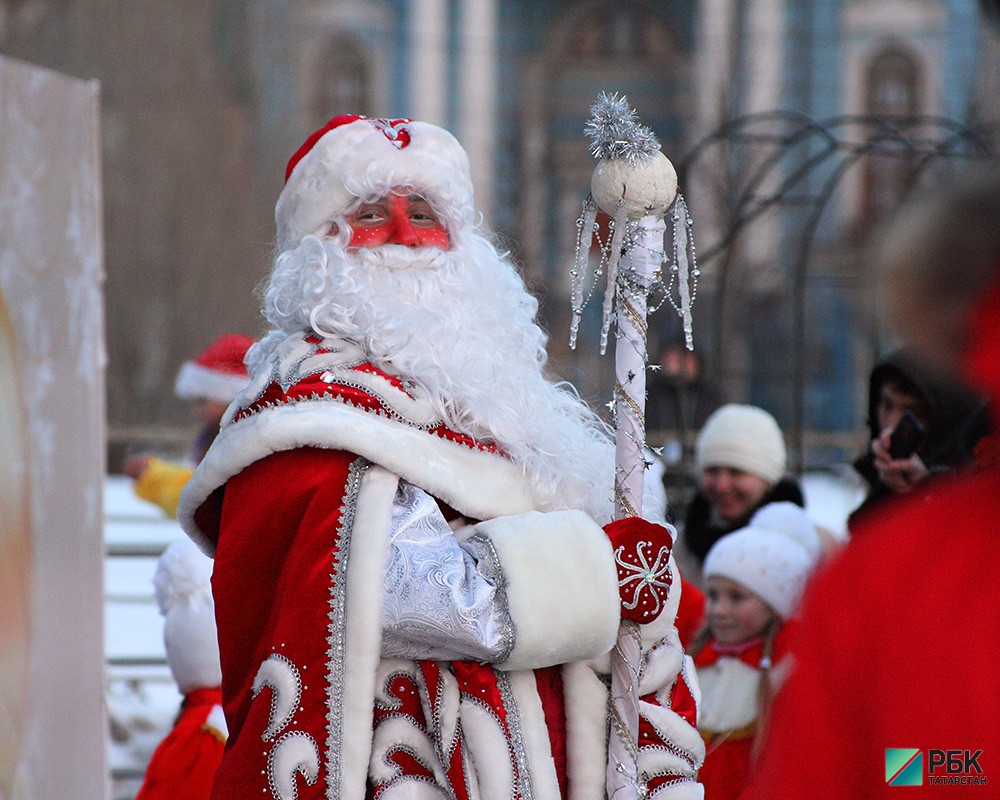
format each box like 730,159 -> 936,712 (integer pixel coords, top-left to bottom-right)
688,503 -> 821,800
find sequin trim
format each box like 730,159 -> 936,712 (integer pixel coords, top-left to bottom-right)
494,671 -> 533,800
464,534 -> 516,665
252,652 -> 303,741
267,730 -> 321,800
325,458 -> 370,799
374,670 -> 416,713
376,743 -> 437,781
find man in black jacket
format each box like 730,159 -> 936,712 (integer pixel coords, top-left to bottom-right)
847,347 -> 989,532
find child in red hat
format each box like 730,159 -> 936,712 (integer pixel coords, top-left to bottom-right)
126,333 -> 253,517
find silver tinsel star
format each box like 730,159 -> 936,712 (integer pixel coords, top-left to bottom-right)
584,92 -> 661,165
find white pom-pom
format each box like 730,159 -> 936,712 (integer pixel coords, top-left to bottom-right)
591,150 -> 678,219
153,539 -> 214,615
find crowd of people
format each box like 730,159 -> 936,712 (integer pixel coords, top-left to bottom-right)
124,111 -> 997,800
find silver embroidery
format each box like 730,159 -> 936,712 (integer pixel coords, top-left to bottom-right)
376,743 -> 437,782
373,669 -> 414,713
381,483 -> 515,662
495,672 -> 534,800
268,730 -> 321,800
230,331 -> 454,433
463,534 -> 516,665
325,458 -> 370,799
252,653 -> 303,741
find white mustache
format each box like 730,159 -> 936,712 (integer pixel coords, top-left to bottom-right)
352,244 -> 449,272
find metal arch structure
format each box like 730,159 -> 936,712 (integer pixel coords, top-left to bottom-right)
674,111 -> 998,470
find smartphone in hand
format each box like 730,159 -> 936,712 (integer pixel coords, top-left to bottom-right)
888,410 -> 926,459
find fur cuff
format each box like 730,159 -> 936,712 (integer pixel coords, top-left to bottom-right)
476,510 -> 620,671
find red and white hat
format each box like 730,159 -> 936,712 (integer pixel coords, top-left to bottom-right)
275,115 -> 475,251
174,333 -> 255,405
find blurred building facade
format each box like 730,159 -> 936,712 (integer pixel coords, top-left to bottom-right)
2,0 -> 998,469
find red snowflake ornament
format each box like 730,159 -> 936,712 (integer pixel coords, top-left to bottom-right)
605,518 -> 674,624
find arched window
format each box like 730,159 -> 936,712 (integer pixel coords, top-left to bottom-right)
311,35 -> 372,119
866,46 -> 921,117
862,45 -> 923,223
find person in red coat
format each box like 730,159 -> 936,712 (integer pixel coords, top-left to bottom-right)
137,539 -> 226,800
744,171 -> 1000,798
178,115 -> 705,800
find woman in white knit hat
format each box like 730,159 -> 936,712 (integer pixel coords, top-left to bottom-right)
681,403 -> 805,568
689,505 -> 821,800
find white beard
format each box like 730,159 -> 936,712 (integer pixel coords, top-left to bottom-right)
251,231 -> 616,521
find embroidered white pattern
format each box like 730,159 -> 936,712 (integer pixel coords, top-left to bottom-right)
252,653 -> 303,741
615,540 -> 673,617
268,731 -> 321,800
381,481 -> 514,662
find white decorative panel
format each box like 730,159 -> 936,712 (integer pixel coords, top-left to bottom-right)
0,54 -> 108,799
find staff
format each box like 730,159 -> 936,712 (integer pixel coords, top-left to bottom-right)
570,92 -> 698,800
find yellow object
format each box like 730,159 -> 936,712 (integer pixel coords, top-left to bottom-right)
134,457 -> 194,518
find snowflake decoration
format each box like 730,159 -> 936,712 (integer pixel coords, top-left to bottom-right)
615,540 -> 673,620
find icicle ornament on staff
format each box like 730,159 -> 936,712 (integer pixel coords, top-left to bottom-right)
570,93 -> 700,800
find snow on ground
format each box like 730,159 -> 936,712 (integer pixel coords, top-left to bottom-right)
104,475 -> 186,799
800,466 -> 867,540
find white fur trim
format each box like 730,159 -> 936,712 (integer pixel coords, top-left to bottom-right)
178,399 -> 536,554
639,702 -> 706,769
638,635 -> 685,696
174,361 -> 249,404
459,702 -> 515,799
340,466 -> 398,800
271,732 -> 321,800
369,715 -> 441,785
681,655 -> 702,724
506,671 -> 560,798
276,119 -> 474,252
204,703 -> 228,741
380,781 -> 450,800
476,511 -> 619,671
695,658 -> 760,733
562,662 -> 610,800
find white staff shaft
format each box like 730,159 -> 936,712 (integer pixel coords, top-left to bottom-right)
607,215 -> 665,800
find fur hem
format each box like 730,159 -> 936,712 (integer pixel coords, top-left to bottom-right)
339,465 -> 398,799
506,671 -> 561,798
476,511 -> 620,671
459,703 -> 515,798
562,662 -> 610,800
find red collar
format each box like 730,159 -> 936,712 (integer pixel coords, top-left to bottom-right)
694,620 -> 797,669
233,357 -> 501,456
